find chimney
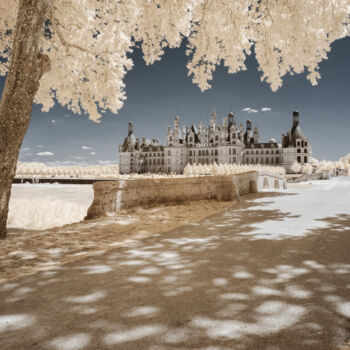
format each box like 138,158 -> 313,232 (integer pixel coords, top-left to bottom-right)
228,112 -> 234,126
246,119 -> 252,131
293,110 -> 299,127
128,121 -> 134,135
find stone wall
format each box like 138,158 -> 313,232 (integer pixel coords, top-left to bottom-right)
85,171 -> 285,220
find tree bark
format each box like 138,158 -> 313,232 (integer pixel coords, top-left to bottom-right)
0,0 -> 51,239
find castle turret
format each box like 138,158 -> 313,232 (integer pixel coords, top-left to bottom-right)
128,121 -> 134,136
182,125 -> 187,138
211,110 -> 217,129
293,109 -> 299,128
228,112 -> 234,127
174,116 -> 180,132
246,119 -> 252,131
253,125 -> 259,143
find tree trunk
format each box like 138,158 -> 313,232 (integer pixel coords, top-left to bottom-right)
0,0 -> 51,239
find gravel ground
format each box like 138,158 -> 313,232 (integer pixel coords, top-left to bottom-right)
0,177 -> 349,349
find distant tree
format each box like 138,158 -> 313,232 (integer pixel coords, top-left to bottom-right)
291,161 -> 302,174
0,0 -> 349,237
301,163 -> 313,175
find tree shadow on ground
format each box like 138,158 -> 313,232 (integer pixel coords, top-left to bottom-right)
0,192 -> 349,350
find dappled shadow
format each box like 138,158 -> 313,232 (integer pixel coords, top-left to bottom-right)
0,191 -> 350,349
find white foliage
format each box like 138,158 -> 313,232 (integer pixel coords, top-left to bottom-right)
314,154 -> 350,176
8,184 -> 94,230
291,160 -> 301,174
183,162 -> 285,177
300,163 -> 313,175
310,157 -> 319,167
1,1 -> 349,120
16,162 -> 119,178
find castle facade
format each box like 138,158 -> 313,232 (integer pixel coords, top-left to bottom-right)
119,110 -> 312,174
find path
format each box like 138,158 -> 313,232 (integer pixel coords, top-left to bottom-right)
1,178 -> 350,350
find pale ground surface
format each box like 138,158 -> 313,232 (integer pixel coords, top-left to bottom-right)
1,177 -> 350,349
2,196 -> 234,282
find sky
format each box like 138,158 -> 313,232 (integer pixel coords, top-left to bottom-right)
1,37 -> 349,165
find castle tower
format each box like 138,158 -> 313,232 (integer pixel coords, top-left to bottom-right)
182,125 -> 187,141
239,122 -> 244,141
211,110 -> 217,125
253,125 -> 259,143
246,119 -> 252,131
293,109 -> 299,128
198,120 -> 203,133
228,112 -> 234,127
128,121 -> 134,136
174,116 -> 180,130
173,116 -> 180,143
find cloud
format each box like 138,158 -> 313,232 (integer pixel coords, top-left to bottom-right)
37,145 -> 44,148
82,146 -> 93,150
242,107 -> 258,114
261,107 -> 272,112
73,156 -> 83,160
37,152 -> 54,156
51,120 -> 56,123
22,147 -> 31,151
64,114 -> 71,118
90,152 -> 96,155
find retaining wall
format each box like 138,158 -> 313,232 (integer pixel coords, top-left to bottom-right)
85,171 -> 285,220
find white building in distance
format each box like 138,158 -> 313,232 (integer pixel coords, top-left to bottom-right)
119,109 -> 312,174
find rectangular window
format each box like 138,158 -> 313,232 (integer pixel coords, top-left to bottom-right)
304,156 -> 308,162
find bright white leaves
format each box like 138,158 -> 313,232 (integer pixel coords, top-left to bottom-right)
0,0 -> 349,120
